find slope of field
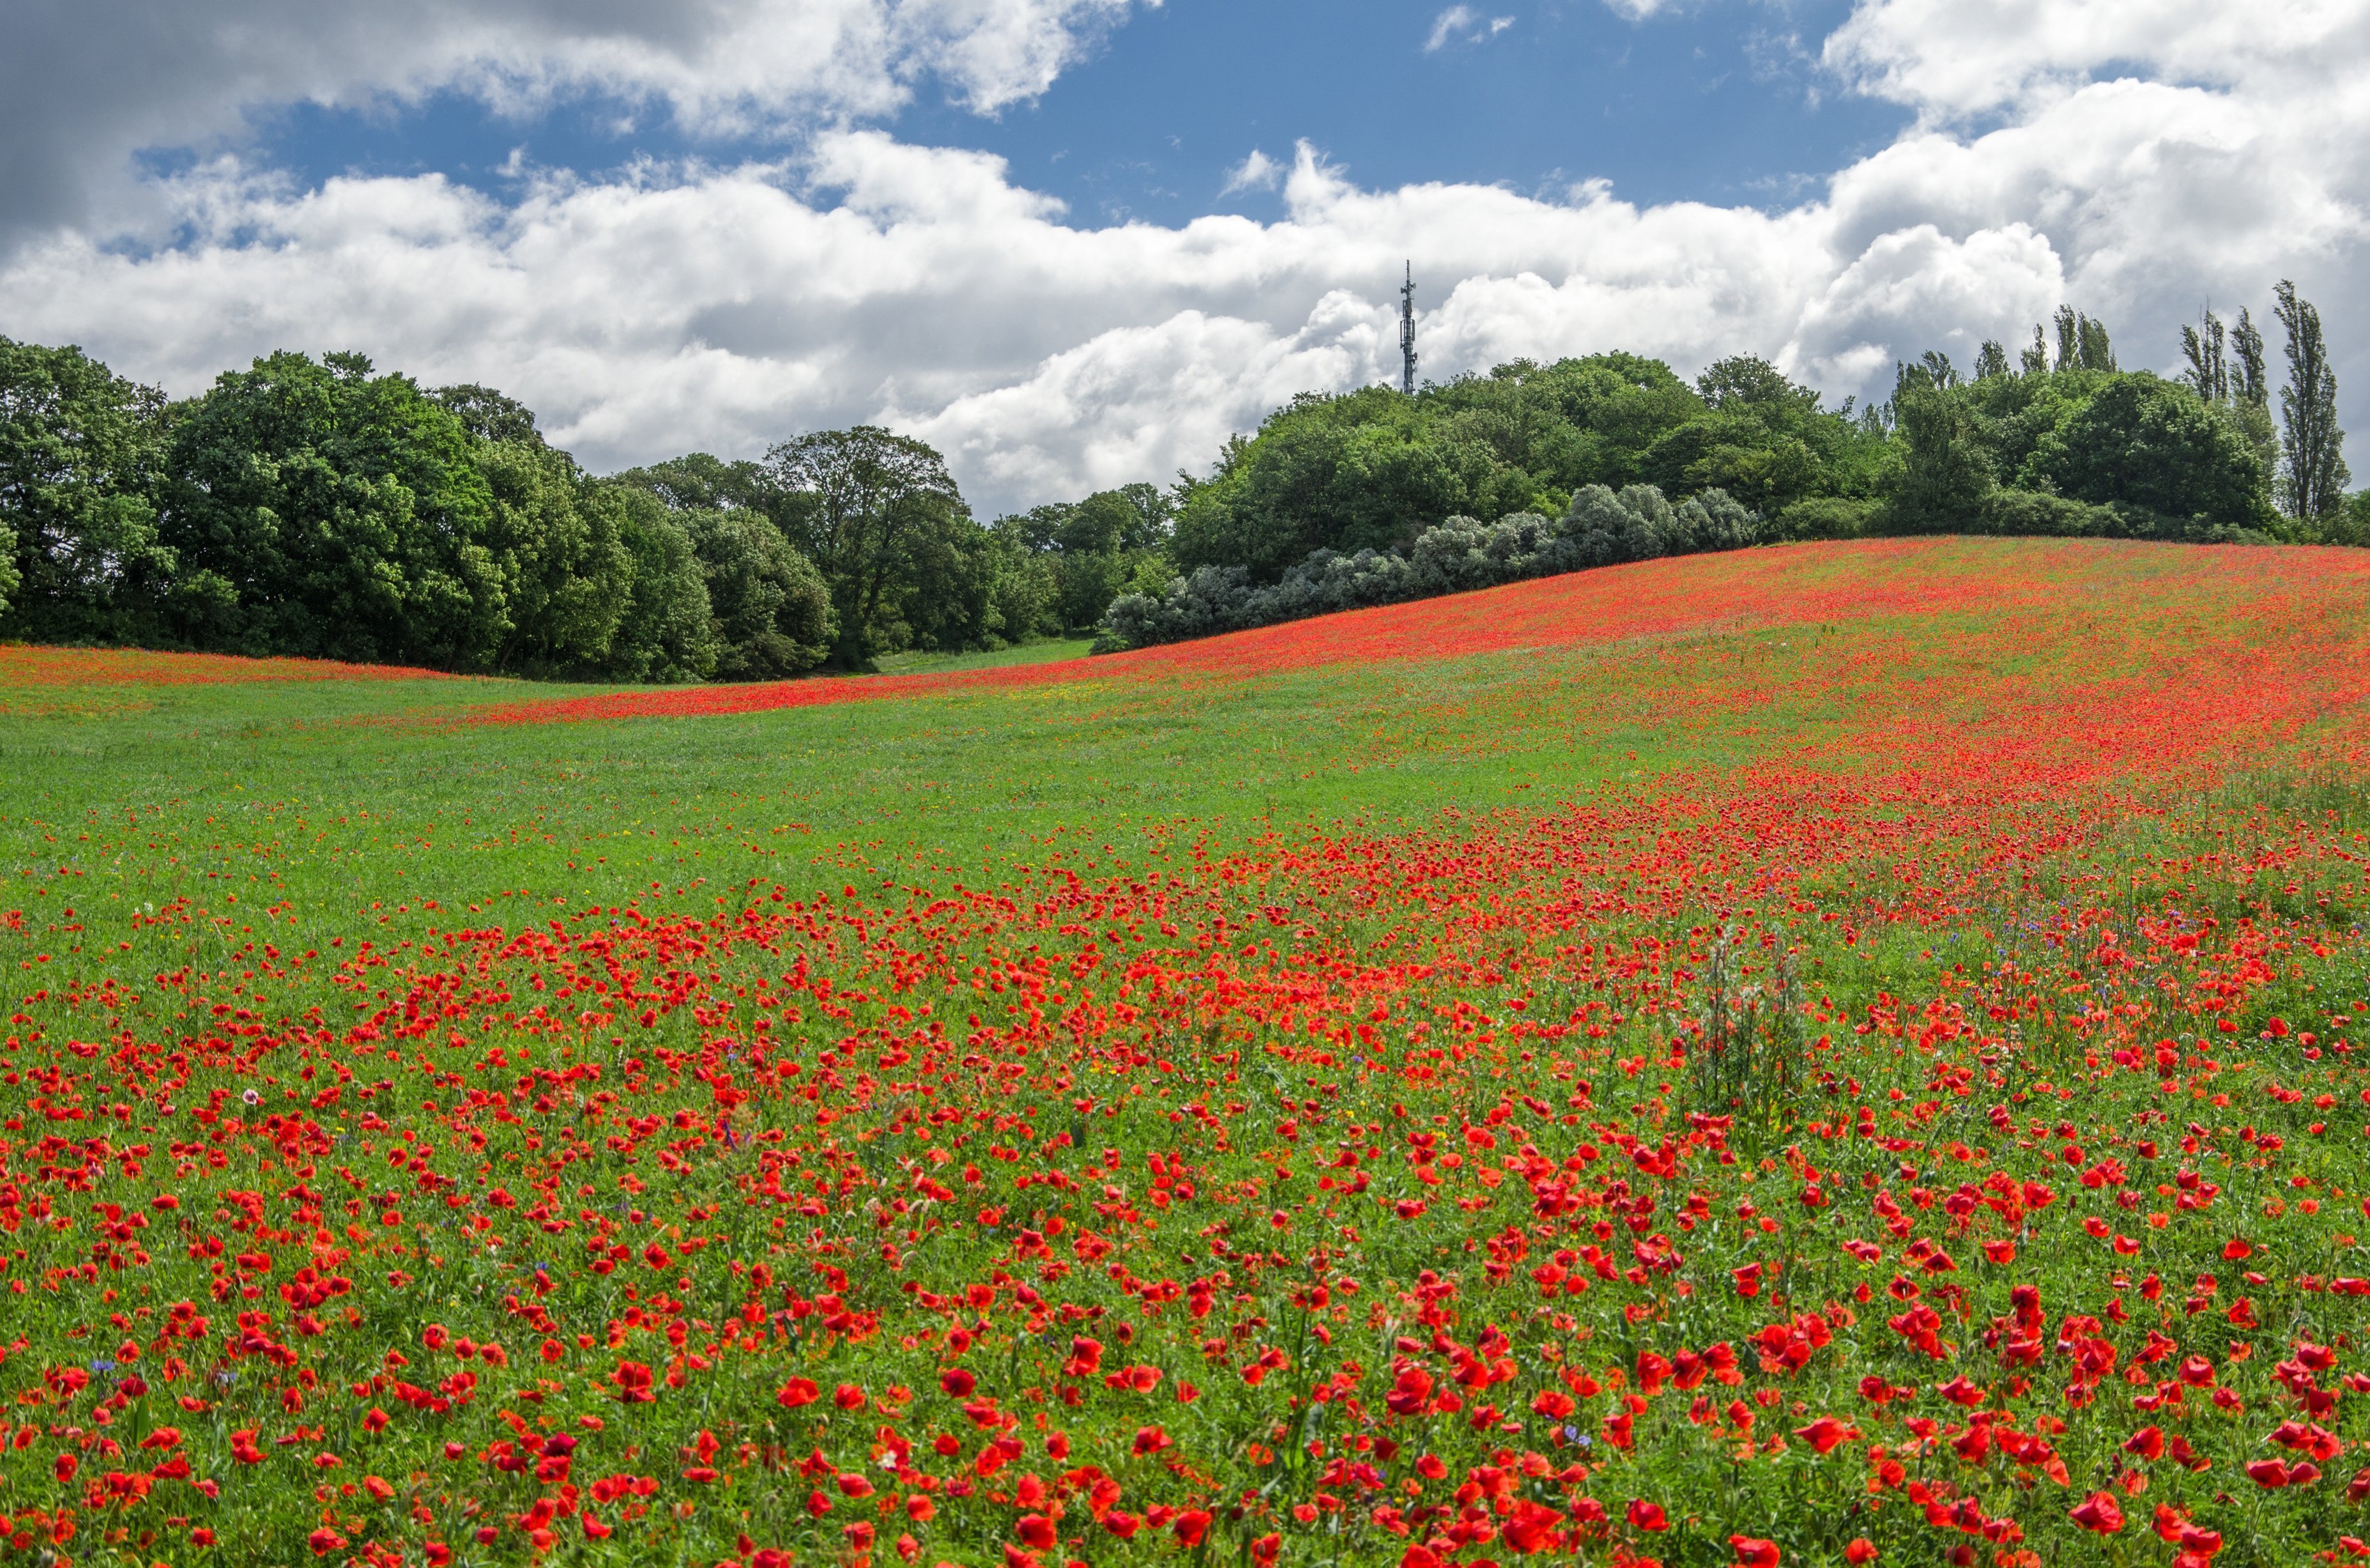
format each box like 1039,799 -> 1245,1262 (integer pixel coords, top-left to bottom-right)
2,538 -> 2369,1568
456,536 -> 2360,726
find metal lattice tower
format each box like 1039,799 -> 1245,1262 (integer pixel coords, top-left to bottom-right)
1398,262 -> 1418,395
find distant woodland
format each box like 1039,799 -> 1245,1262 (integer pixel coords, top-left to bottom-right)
0,285 -> 2353,672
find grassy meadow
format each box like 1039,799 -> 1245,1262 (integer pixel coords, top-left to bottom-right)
1,537 -> 2369,1568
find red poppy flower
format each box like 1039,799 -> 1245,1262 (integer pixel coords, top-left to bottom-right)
1794,1417 -> 1858,1455
2070,1491 -> 2124,1533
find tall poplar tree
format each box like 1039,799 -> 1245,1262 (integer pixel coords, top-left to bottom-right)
2272,280 -> 2349,524
2019,325 -> 2048,376
2051,307 -> 2116,373
2233,310 -> 2270,406
2180,309 -> 2229,404
2225,307 -> 2281,477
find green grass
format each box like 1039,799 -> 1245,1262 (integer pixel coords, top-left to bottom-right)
0,627 -> 1778,938
869,637 -> 1097,676
8,539 -> 2370,1568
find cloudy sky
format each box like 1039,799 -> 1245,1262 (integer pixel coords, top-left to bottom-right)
2,0 -> 2364,515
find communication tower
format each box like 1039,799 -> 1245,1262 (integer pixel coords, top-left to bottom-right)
1398,262 -> 1418,395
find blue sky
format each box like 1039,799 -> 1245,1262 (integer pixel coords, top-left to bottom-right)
237,1 -> 1905,229
5,0 -> 2360,511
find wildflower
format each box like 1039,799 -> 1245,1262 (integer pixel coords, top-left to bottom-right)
2246,1459 -> 2302,1489
1793,1417 -> 1858,1456
1730,1535 -> 1780,1568
2070,1491 -> 2125,1533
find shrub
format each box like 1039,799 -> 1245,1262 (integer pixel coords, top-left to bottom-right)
1106,486 -> 1759,650
1974,488 -> 2277,546
1773,495 -> 1881,540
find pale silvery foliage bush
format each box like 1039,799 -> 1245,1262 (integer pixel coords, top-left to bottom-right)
1103,484 -> 1757,650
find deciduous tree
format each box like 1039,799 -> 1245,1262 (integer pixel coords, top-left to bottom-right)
763,426 -> 974,666
160,351 -> 506,668
2273,280 -> 2349,525
0,337 -> 169,638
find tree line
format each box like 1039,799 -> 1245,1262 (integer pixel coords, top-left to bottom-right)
0,279 -> 2353,673
0,346 -> 1161,677
1106,286 -> 2356,647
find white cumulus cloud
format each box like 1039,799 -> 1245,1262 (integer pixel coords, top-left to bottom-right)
1826,0 -> 2370,119
1,0 -> 2367,519
1220,148 -> 1284,196
0,0 -> 1151,242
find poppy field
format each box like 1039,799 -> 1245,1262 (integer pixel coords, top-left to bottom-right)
9,536 -> 2370,1568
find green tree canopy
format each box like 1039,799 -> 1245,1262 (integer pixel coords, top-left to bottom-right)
433,383 -> 546,447
613,452 -> 771,514
2034,373 -> 2271,528
0,337 -> 169,638
1171,353 -> 1881,581
1172,387 -> 1529,579
1884,355 -> 1994,531
597,483 -> 718,682
473,436 -> 634,671
2274,280 -> 2350,523
990,481 -> 1172,633
160,351 -> 506,668
763,426 -> 976,666
613,449 -> 839,677
682,507 -> 835,679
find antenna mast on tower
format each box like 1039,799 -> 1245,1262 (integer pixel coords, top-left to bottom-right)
1398,262 -> 1418,395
